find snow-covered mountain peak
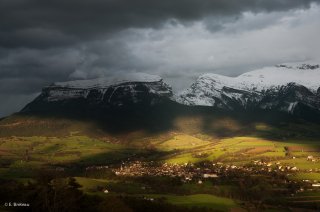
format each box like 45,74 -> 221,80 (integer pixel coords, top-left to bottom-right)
51,73 -> 163,89
194,62 -> 320,93
176,62 -> 320,114
237,63 -> 320,91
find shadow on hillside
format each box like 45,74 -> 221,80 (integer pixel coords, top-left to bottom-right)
0,146 -> 176,178
204,109 -> 320,140
2,101 -> 320,141
58,148 -> 177,176
16,101 -> 182,135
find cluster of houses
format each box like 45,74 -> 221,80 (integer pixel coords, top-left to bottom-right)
78,157 -> 320,197
111,159 -> 319,188
85,165 -> 109,171
209,160 -> 301,176
252,160 -> 299,172
111,159 -> 301,182
112,161 -> 218,181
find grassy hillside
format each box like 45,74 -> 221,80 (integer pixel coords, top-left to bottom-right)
1,112 -> 320,177
1,111 -> 320,211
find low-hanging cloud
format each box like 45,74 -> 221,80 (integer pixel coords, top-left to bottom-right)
67,4 -> 320,89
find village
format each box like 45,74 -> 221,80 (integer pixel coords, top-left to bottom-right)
110,154 -> 320,189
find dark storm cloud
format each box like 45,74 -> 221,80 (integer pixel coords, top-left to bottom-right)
0,47 -> 79,79
0,78 -> 45,94
0,46 -> 81,100
1,0 -> 320,117
0,0 -> 319,48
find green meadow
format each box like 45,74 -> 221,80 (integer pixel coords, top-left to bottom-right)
144,194 -> 239,211
1,114 -> 320,211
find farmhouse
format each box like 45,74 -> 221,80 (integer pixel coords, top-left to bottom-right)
203,173 -> 218,178
307,155 -> 313,161
312,183 -> 320,187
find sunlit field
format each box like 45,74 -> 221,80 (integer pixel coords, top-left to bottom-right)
1,114 -> 320,211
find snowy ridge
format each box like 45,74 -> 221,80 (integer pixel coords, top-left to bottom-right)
28,72 -> 174,106
43,73 -> 168,102
175,62 -> 320,118
235,62 -> 320,92
177,62 -> 320,107
199,62 -> 320,92
51,73 -> 162,89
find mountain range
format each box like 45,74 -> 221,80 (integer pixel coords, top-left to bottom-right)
21,62 -> 320,122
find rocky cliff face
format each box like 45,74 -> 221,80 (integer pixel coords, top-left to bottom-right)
22,73 -> 173,114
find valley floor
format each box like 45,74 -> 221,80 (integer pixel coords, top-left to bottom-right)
0,115 -> 320,211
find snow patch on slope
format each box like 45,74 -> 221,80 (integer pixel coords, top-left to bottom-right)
52,73 -> 162,89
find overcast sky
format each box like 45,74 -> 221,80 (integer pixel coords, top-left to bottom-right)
1,0 -> 320,117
